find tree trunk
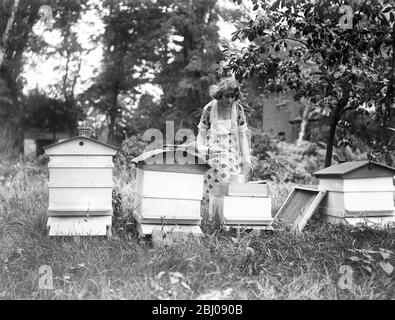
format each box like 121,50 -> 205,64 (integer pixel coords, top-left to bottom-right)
108,113 -> 115,145
297,104 -> 312,146
0,0 -> 20,66
325,107 -> 341,168
325,84 -> 351,167
107,92 -> 118,145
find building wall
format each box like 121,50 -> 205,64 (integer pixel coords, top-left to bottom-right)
23,130 -> 72,157
23,139 -> 36,157
262,92 -> 303,142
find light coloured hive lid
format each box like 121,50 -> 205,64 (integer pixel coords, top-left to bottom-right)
132,147 -> 210,174
44,136 -> 118,156
314,161 -> 395,178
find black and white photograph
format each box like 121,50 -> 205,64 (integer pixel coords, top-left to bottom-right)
0,0 -> 395,303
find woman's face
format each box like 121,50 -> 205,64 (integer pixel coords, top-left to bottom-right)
222,88 -> 236,104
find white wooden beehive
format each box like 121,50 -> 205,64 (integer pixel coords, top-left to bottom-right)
43,129 -> 118,236
315,161 -> 395,227
211,181 -> 273,229
131,148 -> 210,236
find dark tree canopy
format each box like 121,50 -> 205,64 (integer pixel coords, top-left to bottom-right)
23,89 -> 82,138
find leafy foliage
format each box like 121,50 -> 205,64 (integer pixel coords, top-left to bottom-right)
346,247 -> 394,277
23,89 -> 82,136
153,0 -> 223,131
1,0 -> 89,153
225,0 -> 395,166
80,0 -> 227,143
250,129 -> 323,184
81,0 -> 172,144
114,134 -> 148,181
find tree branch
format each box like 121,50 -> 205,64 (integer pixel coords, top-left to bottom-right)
259,37 -> 310,49
0,0 -> 20,66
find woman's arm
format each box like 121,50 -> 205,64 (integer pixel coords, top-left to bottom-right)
196,129 -> 208,156
237,103 -> 254,176
239,130 -> 251,164
240,130 -> 254,176
196,102 -> 212,156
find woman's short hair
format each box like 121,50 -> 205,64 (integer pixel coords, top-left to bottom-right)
209,77 -> 240,100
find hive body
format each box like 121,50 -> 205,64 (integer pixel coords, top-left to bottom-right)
211,181 -> 273,229
315,161 -> 395,227
132,149 -> 209,238
44,137 -> 118,236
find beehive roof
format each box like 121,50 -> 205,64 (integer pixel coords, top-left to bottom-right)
132,147 -> 210,173
314,161 -> 395,178
43,136 -> 118,152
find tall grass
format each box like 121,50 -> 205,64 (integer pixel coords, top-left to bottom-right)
0,163 -> 394,300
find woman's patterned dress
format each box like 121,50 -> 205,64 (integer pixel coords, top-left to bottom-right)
197,99 -> 248,200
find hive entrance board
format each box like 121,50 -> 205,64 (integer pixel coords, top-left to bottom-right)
274,187 -> 326,233
136,224 -> 203,246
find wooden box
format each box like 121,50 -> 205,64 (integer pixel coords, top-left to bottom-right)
213,196 -> 272,225
133,194 -> 202,224
135,168 -> 204,200
211,180 -> 272,227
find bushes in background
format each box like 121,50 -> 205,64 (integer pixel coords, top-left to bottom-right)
114,135 -> 148,181
250,129 -> 323,185
250,129 -> 368,185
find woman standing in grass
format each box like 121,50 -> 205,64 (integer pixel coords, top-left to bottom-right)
196,77 -> 253,202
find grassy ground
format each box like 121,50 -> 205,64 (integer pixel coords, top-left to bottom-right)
0,163 -> 394,300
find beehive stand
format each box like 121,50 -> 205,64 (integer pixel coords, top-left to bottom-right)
44,136 -> 118,236
46,216 -> 112,236
211,180 -> 273,230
